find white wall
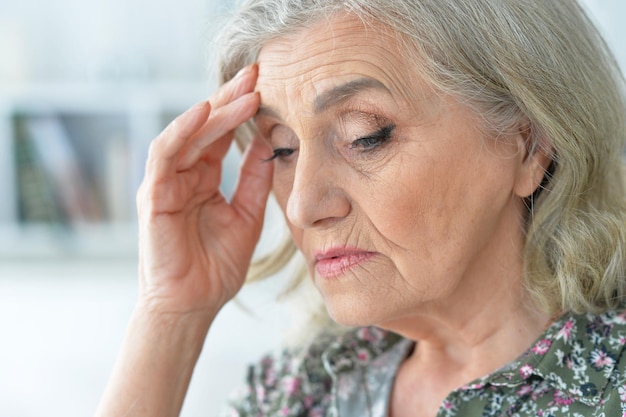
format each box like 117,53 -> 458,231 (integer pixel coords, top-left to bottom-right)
0,0 -> 624,86
0,0 -> 223,85
584,0 -> 626,71
0,259 -> 294,417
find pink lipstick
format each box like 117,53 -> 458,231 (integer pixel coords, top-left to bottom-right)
314,248 -> 376,279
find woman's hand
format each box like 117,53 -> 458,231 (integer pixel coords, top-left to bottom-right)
136,64 -> 272,318
94,66 -> 272,417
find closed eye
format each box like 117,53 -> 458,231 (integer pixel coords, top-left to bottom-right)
350,124 -> 396,151
264,147 -> 296,162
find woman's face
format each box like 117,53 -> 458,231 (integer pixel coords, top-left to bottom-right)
254,15 -> 539,327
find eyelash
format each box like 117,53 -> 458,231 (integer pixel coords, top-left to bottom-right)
264,123 -> 396,162
349,124 -> 396,151
265,147 -> 295,162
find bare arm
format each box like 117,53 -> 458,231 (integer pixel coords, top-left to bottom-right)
94,64 -> 273,417
94,306 -> 214,417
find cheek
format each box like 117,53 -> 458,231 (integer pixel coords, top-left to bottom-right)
359,168 -> 438,258
356,149 -> 436,236
361,144 -> 517,258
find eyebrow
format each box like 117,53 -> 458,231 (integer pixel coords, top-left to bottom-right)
314,77 -> 390,112
256,77 -> 391,120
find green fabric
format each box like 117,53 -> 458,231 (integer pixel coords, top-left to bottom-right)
223,308 -> 626,416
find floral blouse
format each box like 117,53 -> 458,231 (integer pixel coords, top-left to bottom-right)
221,307 -> 626,416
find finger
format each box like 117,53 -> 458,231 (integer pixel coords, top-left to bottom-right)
144,65 -> 257,179
211,64 -> 258,109
145,101 -> 212,177
176,92 -> 260,171
199,131 -> 235,166
231,134 -> 274,228
179,64 -> 258,169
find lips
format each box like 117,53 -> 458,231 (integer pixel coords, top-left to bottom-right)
314,247 -> 376,279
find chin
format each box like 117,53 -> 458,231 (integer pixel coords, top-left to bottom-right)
321,293 -> 387,328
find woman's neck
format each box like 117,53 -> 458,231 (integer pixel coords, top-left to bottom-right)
383,284 -> 552,417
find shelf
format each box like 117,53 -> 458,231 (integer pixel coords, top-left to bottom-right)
0,81 -> 211,259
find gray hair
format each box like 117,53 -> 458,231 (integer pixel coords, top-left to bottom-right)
216,0 -> 626,315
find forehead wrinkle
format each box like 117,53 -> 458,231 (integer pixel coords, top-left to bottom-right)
258,54 -> 406,121
255,14 -> 435,124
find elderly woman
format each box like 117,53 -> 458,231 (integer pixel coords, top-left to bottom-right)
95,0 -> 626,416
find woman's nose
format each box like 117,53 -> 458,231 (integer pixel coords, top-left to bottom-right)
285,150 -> 351,229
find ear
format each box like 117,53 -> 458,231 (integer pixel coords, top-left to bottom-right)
513,122 -> 554,198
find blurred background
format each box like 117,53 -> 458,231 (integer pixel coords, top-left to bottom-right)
0,0 -> 624,416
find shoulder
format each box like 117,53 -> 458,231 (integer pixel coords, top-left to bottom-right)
444,306 -> 626,416
530,307 -> 626,392
512,306 -> 626,413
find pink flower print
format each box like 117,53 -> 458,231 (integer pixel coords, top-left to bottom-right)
280,407 -> 290,416
556,319 -> 574,341
461,382 -> 483,390
282,376 -> 300,396
519,364 -> 534,379
264,369 -> 277,387
357,327 -> 370,341
590,346 -> 616,371
517,384 -> 533,396
553,390 -> 574,406
532,339 -> 552,355
443,400 -> 454,410
303,395 -> 314,408
619,335 -> 626,345
356,348 -> 371,363
357,326 -> 385,344
619,384 -> 626,402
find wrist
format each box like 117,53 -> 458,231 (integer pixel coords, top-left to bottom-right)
131,300 -> 217,348
135,286 -> 222,320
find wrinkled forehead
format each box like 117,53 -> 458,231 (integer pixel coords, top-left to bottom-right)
254,13 -> 423,114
